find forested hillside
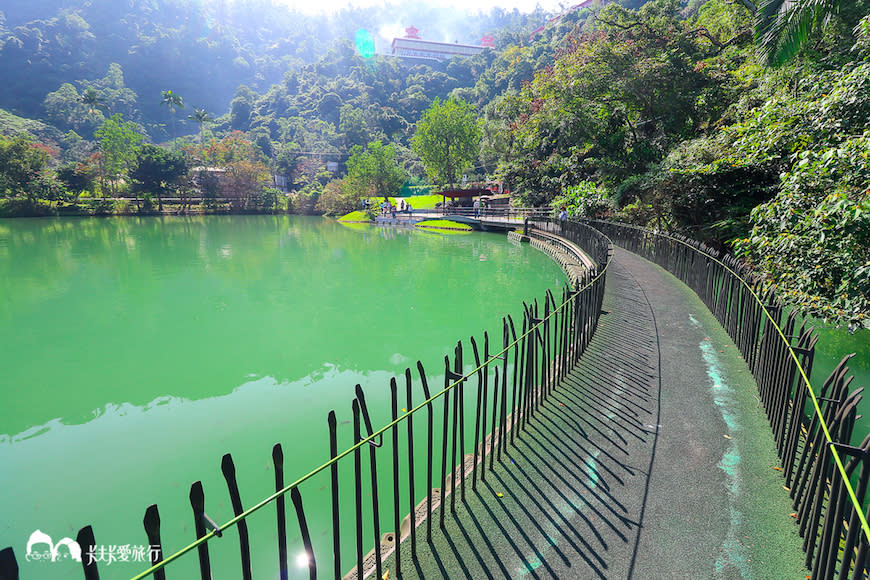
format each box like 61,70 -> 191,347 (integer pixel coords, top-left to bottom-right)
0,0 -> 540,139
0,0 -> 867,327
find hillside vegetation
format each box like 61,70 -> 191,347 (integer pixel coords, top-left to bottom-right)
0,0 -> 867,327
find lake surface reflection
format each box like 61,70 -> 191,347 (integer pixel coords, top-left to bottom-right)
0,215 -> 567,579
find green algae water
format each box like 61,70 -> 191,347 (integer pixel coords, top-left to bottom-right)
808,325 -> 870,446
0,215 -> 567,579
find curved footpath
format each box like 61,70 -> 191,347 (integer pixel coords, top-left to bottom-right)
384,246 -> 807,579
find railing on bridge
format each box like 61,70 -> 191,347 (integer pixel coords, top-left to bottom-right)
0,220 -> 611,580
383,206 -> 552,222
587,219 -> 870,580
442,206 -> 551,221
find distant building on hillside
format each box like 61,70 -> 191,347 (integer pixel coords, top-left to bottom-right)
391,27 -> 493,62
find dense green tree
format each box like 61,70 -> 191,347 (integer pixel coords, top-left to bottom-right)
498,0 -> 726,205
735,140 -> 869,329
479,94 -> 521,177
551,181 -> 615,219
754,0 -> 840,65
130,144 -> 187,211
338,104 -> 371,149
43,83 -> 105,134
0,11 -> 96,115
317,92 -> 343,126
411,97 -> 481,189
92,63 -> 138,120
345,140 -> 406,200
80,87 -> 108,115
229,86 -> 255,131
0,134 -> 50,200
41,63 -> 140,138
725,56 -> 870,328
58,130 -> 95,165
94,113 -> 143,196
315,178 -> 359,216
56,162 -> 95,200
0,0 -> 534,141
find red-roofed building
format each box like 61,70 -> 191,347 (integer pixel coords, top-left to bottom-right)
391,26 -> 494,62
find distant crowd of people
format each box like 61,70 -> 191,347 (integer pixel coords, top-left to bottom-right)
363,198 -> 413,218
360,197 -> 569,222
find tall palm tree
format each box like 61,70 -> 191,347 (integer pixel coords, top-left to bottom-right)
187,108 -> 212,143
160,90 -> 185,148
80,87 -> 109,115
754,0 -> 842,65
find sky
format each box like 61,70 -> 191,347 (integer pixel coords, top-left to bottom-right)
269,0 -> 566,17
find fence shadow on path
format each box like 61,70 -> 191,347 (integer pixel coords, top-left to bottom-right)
385,258 -> 662,580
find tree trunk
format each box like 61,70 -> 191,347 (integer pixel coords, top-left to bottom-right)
446,138 -> 454,189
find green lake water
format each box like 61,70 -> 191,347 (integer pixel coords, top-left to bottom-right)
2,216 -> 867,579
806,325 -> 870,445
0,215 -> 568,579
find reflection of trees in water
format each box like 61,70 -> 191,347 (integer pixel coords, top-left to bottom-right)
1,215 -> 565,311
0,216 -> 566,432
0,219 -> 78,317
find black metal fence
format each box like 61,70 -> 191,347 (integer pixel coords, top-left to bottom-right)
586,219 -> 870,580
0,220 -> 611,580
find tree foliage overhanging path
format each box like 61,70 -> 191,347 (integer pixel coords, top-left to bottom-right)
480,0 -> 869,328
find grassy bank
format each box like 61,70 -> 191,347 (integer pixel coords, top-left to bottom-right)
365,195 -> 444,210
337,210 -> 371,222
415,219 -> 472,231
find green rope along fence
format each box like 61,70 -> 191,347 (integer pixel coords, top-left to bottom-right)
581,219 -> 870,580
130,219 -> 611,580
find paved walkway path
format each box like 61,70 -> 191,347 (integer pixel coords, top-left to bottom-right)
384,247 -> 807,579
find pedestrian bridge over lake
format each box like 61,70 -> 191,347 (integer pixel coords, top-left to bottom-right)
2,219 -> 866,580
374,206 -> 549,232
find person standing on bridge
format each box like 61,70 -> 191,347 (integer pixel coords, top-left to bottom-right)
559,207 -> 568,222
473,198 -> 481,217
